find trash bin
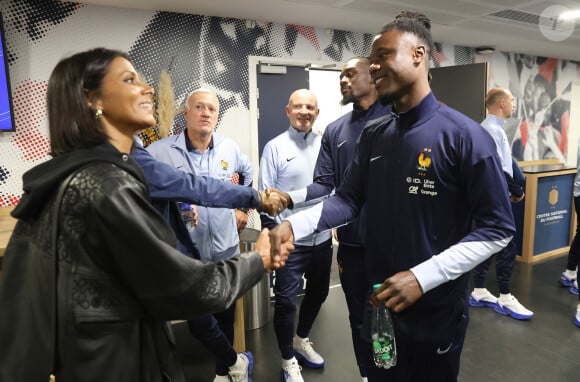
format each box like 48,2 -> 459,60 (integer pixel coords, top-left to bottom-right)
239,228 -> 271,330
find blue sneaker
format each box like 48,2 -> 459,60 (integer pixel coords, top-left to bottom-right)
575,306 -> 580,328
227,351 -> 253,382
560,272 -> 576,287
469,289 -> 498,308
570,280 -> 579,296
494,294 -> 534,320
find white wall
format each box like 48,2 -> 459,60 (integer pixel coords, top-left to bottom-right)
567,83 -> 580,168
309,69 -> 352,135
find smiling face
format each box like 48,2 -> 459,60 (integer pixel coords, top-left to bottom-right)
286,89 -> 319,133
184,90 -> 219,137
93,56 -> 155,134
369,28 -> 428,110
339,58 -> 373,105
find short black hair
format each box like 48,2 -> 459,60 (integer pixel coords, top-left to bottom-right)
395,10 -> 431,30
47,48 -> 130,156
346,56 -> 370,65
380,10 -> 434,57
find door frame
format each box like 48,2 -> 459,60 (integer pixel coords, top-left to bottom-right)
248,56 -> 344,179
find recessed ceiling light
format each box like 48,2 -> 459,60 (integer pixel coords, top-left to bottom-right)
560,9 -> 580,20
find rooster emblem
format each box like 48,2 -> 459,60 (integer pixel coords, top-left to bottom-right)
549,186 -> 558,206
417,148 -> 432,172
221,160 -> 229,170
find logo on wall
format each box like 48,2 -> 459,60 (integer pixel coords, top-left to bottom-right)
549,185 -> 559,206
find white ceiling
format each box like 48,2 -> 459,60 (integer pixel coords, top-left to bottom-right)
79,0 -> 580,61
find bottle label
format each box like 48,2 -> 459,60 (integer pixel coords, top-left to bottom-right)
372,337 -> 394,360
178,203 -> 195,232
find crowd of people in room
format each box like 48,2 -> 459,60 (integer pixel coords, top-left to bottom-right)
0,9 -> 578,382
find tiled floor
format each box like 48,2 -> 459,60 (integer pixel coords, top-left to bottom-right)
173,254 -> 580,381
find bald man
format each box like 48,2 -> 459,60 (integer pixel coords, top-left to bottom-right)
259,89 -> 333,382
469,87 -> 533,320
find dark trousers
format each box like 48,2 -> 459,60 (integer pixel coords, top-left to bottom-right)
273,239 -> 333,360
337,244 -> 368,378
187,302 -> 237,376
567,196 -> 580,271
364,304 -> 469,382
473,239 -> 517,294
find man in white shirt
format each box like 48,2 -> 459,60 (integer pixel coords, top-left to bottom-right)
259,89 -> 333,382
469,87 -> 534,320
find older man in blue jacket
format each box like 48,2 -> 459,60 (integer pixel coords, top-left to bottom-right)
132,139 -> 287,382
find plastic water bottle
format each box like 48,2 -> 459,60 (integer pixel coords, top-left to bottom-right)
178,202 -> 195,232
371,283 -> 397,369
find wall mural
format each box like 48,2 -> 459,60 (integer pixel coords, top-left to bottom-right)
489,54 -> 577,162
0,0 -> 579,206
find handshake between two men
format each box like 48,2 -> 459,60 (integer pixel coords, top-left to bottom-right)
256,188 -> 293,216
251,188 -> 295,273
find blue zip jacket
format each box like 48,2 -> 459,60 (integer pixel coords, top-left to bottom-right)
132,141 -> 258,259
287,93 -> 515,341
259,126 -> 331,246
288,100 -> 391,246
146,132 -> 253,262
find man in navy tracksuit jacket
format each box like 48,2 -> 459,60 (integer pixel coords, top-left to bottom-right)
286,57 -> 391,381
270,13 -> 515,382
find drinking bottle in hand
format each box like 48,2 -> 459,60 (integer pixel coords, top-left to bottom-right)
371,283 -> 397,369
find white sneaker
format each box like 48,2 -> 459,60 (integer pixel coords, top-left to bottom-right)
494,294 -> 534,320
570,279 -> 579,296
226,352 -> 253,382
469,288 -> 498,308
575,305 -> 580,328
281,357 -> 304,382
560,271 -> 577,287
362,378 -> 368,382
213,376 -> 229,382
293,336 -> 324,368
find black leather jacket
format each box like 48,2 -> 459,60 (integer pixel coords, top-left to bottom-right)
0,143 -> 264,382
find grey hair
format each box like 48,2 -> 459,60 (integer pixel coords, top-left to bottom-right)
184,88 -> 218,110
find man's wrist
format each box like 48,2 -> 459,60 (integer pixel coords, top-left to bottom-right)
286,194 -> 294,210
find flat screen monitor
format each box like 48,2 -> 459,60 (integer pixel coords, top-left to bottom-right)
0,11 -> 15,132
430,62 -> 488,123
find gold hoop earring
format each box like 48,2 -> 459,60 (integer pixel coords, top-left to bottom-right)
95,109 -> 103,119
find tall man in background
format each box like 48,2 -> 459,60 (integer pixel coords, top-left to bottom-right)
147,88 -> 254,382
260,89 -> 333,382
469,87 -> 534,320
268,12 -> 515,382
285,57 -> 391,382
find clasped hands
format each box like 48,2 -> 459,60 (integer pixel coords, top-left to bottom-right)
257,188 -> 292,216
254,220 -> 296,273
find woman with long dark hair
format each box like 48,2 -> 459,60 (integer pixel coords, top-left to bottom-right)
0,48 -> 281,381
